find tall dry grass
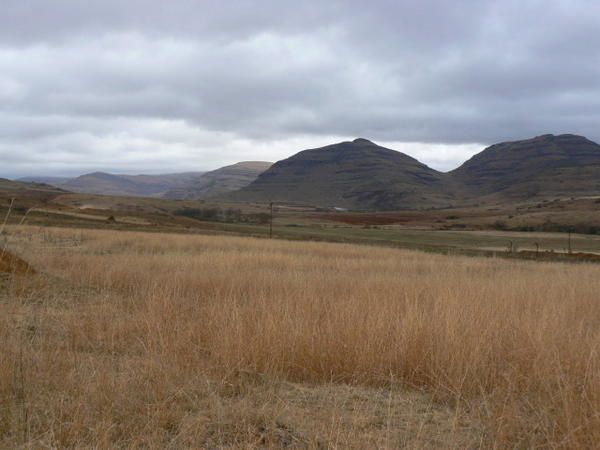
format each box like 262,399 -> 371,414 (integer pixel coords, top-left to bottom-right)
2,226 -> 599,448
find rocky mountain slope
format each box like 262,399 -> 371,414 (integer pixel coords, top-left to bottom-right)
451,134 -> 600,200
230,134 -> 600,210
228,139 -> 460,209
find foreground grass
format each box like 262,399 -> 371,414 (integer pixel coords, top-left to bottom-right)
1,227 -> 599,448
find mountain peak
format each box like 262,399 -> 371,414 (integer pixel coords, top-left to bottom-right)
530,133 -> 592,143
84,171 -> 117,179
230,140 -> 455,210
352,138 -> 375,145
452,133 -> 600,198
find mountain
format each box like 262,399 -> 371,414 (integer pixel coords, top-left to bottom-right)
451,134 -> 600,200
57,171 -> 205,197
164,161 -> 272,200
14,134 -> 600,209
228,139 -> 458,210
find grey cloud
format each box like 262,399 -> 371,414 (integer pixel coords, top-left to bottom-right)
1,0 -> 600,177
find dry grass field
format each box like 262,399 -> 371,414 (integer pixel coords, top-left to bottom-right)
1,226 -> 599,448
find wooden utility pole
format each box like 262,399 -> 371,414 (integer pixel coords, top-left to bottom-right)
568,230 -> 572,254
269,202 -> 274,239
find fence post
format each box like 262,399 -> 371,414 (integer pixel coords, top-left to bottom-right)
269,202 -> 274,239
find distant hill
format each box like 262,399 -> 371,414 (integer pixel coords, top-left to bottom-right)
18,176 -> 72,185
164,161 -> 272,200
35,171 -> 206,197
0,178 -> 66,210
20,162 -> 270,199
14,134 -> 600,209
20,161 -> 272,199
0,178 -> 65,193
0,178 -> 33,192
451,134 -> 600,200
228,139 -> 459,210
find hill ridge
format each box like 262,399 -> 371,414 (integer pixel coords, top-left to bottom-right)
451,133 -> 600,200
229,138 -> 459,209
230,133 -> 600,209
13,133 -> 600,209
163,161 -> 272,200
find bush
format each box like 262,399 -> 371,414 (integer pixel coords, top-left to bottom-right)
174,207 -> 222,222
174,208 -> 271,225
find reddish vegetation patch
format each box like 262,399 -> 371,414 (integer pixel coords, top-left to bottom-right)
317,213 -> 410,225
0,250 -> 34,274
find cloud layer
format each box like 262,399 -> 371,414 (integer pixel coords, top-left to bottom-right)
2,0 -> 600,177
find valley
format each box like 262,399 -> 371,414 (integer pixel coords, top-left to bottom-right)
2,134 -> 600,449
2,179 -> 600,261
4,2 -> 600,447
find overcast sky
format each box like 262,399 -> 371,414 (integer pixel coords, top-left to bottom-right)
1,0 -> 599,178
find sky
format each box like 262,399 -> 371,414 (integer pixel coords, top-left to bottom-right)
1,0 -> 599,178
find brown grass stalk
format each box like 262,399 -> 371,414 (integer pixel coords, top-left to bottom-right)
1,226 -> 599,448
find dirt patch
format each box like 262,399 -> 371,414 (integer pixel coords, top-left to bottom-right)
0,250 -> 35,274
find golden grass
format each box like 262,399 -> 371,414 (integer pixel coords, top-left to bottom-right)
1,226 -> 599,448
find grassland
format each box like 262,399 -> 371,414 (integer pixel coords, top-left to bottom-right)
1,226 -> 599,448
3,188 -> 600,265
